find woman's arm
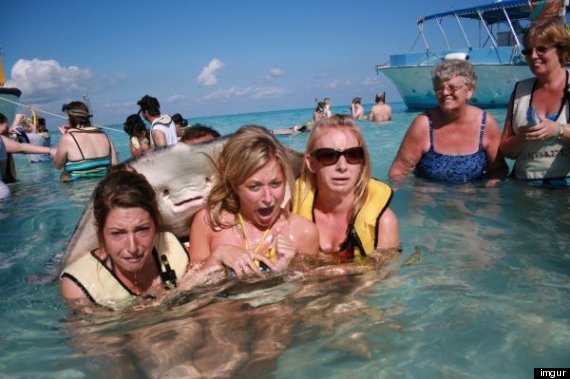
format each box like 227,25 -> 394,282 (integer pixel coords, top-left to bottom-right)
188,208 -> 214,263
60,276 -> 89,302
499,98 -> 528,159
388,114 -> 429,180
482,113 -> 509,180
2,135 -> 55,156
53,135 -> 69,169
376,207 -> 400,250
109,138 -> 119,165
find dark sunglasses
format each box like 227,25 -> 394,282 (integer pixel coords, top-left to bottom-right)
311,147 -> 365,166
521,45 -> 556,56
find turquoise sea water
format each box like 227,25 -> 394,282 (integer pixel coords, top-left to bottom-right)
0,103 -> 569,378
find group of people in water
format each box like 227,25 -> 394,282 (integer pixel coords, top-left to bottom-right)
1,20 -> 569,310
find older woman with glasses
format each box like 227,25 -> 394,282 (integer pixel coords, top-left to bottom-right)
500,20 -> 570,187
389,59 -> 507,184
293,115 -> 399,261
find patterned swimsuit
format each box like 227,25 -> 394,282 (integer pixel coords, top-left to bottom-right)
415,112 -> 488,184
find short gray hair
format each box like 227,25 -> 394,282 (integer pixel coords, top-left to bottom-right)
432,59 -> 477,89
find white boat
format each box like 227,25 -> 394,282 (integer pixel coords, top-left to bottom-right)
376,0 -> 569,110
0,48 -> 22,124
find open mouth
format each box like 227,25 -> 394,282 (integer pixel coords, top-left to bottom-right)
258,206 -> 274,217
171,196 -> 204,212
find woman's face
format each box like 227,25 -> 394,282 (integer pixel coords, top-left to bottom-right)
434,75 -> 473,110
525,43 -> 562,76
101,207 -> 157,273
236,158 -> 286,228
307,128 -> 363,195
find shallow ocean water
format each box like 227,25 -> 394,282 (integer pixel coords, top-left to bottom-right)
0,103 -> 568,378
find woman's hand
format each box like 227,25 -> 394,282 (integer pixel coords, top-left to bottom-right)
520,116 -> 560,142
212,245 -> 275,277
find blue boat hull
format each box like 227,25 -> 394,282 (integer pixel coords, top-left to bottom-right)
0,87 -> 22,125
379,63 -> 532,109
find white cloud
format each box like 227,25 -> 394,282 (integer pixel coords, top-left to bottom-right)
364,77 -> 378,86
252,87 -> 285,99
323,80 -> 340,89
167,94 -> 186,103
197,58 -> 225,86
6,58 -> 93,102
268,68 -> 284,78
202,86 -> 285,101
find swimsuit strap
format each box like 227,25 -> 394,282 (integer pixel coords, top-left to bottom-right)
237,213 -> 271,253
68,131 -> 86,160
479,111 -> 487,149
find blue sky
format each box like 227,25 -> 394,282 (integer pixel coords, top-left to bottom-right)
1,0 -> 495,125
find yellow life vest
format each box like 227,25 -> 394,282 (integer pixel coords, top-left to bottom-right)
61,232 -> 188,310
293,178 -> 393,257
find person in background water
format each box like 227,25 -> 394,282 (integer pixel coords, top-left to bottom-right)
137,95 -> 177,148
171,113 -> 189,140
293,115 -> 400,262
59,168 -> 225,311
180,124 -> 220,145
123,114 -> 151,158
0,112 -> 56,199
188,125 -> 319,276
350,97 -> 366,120
323,97 -> 332,118
368,92 -> 392,123
389,59 -> 508,184
500,19 -> 570,187
54,101 -> 119,182
313,101 -> 327,122
12,113 -> 53,163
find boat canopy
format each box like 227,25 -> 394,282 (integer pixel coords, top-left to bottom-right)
419,0 -> 568,24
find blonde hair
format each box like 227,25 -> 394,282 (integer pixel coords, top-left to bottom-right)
206,125 -> 293,229
524,19 -> 570,66
299,115 -> 371,215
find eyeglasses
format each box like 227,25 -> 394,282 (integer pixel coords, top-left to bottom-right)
521,45 -> 556,56
311,147 -> 365,166
435,84 -> 465,95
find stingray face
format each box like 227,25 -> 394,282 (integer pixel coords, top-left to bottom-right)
131,141 -> 225,238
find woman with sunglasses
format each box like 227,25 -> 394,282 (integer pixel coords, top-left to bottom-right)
500,20 -> 570,187
389,59 -> 507,184
293,115 -> 399,260
188,125 -> 319,276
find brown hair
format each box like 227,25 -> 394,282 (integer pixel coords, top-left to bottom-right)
64,101 -> 91,128
206,125 -> 293,229
93,167 -> 162,244
524,19 -> 570,66
299,114 -> 371,214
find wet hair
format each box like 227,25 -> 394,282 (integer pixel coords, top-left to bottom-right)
524,19 -> 570,66
0,113 -> 7,125
171,113 -> 188,127
375,92 -> 386,103
432,59 -> 477,90
299,114 -> 371,214
123,114 -> 147,136
180,124 -> 220,143
93,167 -> 162,244
352,97 -> 362,104
206,125 -> 292,229
63,101 -> 91,128
137,95 -> 161,117
315,101 -> 325,112
36,117 -> 48,133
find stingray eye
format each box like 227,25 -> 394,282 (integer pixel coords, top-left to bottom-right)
205,176 -> 212,184
163,189 -> 169,197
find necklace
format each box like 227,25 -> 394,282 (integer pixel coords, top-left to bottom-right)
237,213 -> 276,260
